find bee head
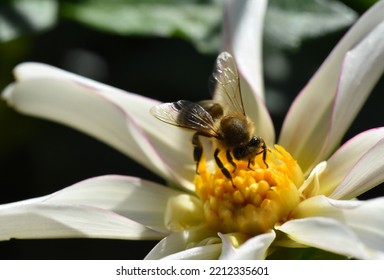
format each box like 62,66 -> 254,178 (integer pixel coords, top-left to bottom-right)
232,136 -> 265,160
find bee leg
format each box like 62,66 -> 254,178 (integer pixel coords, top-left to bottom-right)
247,159 -> 255,170
262,142 -> 269,168
226,150 -> 237,173
255,144 -> 269,168
214,149 -> 236,187
192,133 -> 203,174
262,149 -> 268,168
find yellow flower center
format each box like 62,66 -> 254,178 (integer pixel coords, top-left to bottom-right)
194,145 -> 304,236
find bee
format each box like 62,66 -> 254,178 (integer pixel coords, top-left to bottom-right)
150,52 -> 268,186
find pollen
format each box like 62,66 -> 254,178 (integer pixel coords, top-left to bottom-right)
194,145 -> 304,236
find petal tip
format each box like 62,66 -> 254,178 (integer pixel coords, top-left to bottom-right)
1,83 -> 15,102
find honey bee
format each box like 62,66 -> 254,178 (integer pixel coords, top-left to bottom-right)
150,52 -> 268,186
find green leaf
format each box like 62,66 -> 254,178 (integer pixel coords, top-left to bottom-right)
264,0 -> 358,50
0,0 -> 58,42
61,0 -> 222,53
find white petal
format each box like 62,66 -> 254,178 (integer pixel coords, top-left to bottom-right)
325,21 -> 384,158
223,0 -> 275,145
219,231 -> 275,260
161,244 -> 222,260
223,0 -> 267,100
277,217 -> 383,259
145,227 -> 218,259
317,128 -> 384,197
330,137 -> 384,199
291,195 -> 357,220
3,63 -> 196,189
242,83 -> 276,146
0,202 -> 164,241
2,79 -> 167,179
164,194 -> 204,231
279,1 -> 384,174
0,175 -> 183,239
340,197 -> 384,251
45,175 -> 183,232
291,196 -> 384,256
299,161 -> 327,199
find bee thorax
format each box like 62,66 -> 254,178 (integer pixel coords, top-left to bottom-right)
219,115 -> 250,147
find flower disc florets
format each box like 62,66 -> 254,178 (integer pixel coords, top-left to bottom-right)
195,145 -> 304,235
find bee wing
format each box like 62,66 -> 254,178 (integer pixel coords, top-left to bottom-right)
150,100 -> 220,138
209,52 -> 245,115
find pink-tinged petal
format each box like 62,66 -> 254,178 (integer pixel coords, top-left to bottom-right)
291,196 -> 384,256
330,137 -> 384,199
2,79 -> 167,180
2,63 -> 196,190
277,217 -> 384,259
223,0 -> 275,144
325,21 -> 384,159
42,175 -> 183,232
219,231 -> 275,260
0,202 -> 164,241
318,128 -> 384,197
0,175 -> 182,239
145,227 -> 219,259
279,0 -> 384,174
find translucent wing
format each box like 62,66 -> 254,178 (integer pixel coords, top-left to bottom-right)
209,52 -> 245,115
150,100 -> 220,138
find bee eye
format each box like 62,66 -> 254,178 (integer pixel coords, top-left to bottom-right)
249,136 -> 261,147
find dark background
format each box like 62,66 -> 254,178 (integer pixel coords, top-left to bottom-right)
1,4 -> 383,259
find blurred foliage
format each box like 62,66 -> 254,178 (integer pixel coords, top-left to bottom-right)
1,0 -> 368,53
0,0 -> 58,42
264,0 -> 357,51
60,0 -> 223,54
